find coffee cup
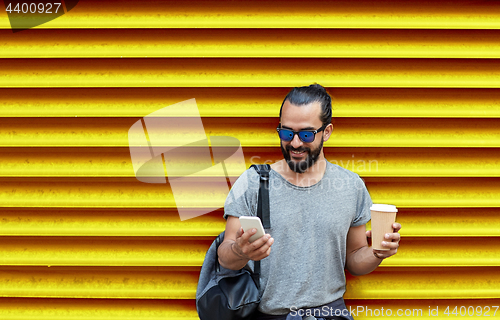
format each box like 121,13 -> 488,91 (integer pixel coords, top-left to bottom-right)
370,204 -> 398,251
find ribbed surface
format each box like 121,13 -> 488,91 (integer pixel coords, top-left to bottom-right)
1,147 -> 499,177
345,267 -> 500,299
0,266 -> 497,300
0,237 -> 497,267
0,177 -> 499,208
1,0 -> 499,318
1,118 -> 499,147
2,29 -> 500,58
0,298 -> 197,320
0,298 -> 498,320
2,88 -> 500,118
2,208 -> 498,238
2,58 -> 500,88
1,0 -> 500,29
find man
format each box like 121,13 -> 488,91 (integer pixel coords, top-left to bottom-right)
218,84 -> 402,319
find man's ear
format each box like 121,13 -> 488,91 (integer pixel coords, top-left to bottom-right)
323,123 -> 333,142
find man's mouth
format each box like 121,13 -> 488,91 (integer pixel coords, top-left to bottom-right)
290,149 -> 307,157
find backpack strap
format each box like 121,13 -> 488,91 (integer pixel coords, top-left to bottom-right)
249,164 -> 271,288
215,232 -> 224,273
250,164 -> 271,229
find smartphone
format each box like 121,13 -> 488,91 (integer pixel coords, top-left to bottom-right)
239,216 -> 266,243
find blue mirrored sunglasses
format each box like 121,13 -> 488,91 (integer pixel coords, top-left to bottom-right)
276,123 -> 327,143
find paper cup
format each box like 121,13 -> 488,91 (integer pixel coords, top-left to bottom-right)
370,204 -> 398,251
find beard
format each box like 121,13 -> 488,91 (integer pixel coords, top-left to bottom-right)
281,136 -> 323,173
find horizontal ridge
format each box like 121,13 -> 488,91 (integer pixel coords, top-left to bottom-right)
2,88 -> 500,118
0,237 -> 497,267
0,118 -> 499,147
0,266 -> 497,299
2,58 -> 500,88
1,207 -> 497,237
0,147 -> 499,177
2,29 -> 500,58
1,0 -> 500,29
0,177 -> 499,208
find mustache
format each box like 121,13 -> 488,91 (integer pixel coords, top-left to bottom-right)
286,145 -> 309,153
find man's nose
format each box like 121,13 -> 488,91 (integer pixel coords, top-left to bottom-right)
290,133 -> 303,148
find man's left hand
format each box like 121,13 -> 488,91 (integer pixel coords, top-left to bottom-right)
366,223 -> 402,259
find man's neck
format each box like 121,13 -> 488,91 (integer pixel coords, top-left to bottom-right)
271,155 -> 328,187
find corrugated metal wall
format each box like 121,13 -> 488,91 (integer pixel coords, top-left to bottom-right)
1,0 -> 499,319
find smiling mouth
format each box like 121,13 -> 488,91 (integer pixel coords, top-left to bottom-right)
290,150 -> 306,157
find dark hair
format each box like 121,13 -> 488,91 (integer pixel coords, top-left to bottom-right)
279,84 -> 332,127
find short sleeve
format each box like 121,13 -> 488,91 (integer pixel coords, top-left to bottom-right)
351,176 -> 373,227
223,169 -> 260,220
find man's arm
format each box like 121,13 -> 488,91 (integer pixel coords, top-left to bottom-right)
218,216 -> 274,270
345,223 -> 402,276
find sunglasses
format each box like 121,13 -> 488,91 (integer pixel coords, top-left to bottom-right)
276,123 -> 327,143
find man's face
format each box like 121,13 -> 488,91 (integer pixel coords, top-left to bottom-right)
279,100 -> 326,174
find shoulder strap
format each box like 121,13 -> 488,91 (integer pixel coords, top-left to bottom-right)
249,164 -> 271,287
250,164 -> 271,229
214,232 -> 224,273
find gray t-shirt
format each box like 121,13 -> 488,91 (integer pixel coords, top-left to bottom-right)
223,161 -> 372,315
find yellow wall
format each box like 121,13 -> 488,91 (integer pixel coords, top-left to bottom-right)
0,0 -> 499,319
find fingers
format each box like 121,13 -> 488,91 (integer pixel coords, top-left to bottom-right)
235,227 -> 243,238
381,240 -> 399,250
385,231 -> 401,242
251,236 -> 274,261
381,223 -> 402,248
372,223 -> 402,258
233,228 -> 257,260
365,230 -> 372,238
373,248 -> 396,259
392,222 -> 402,233
250,233 -> 273,248
381,231 -> 401,250
236,231 -> 274,261
375,236 -> 400,258
237,227 -> 255,243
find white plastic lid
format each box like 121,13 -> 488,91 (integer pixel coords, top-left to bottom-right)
370,204 -> 398,212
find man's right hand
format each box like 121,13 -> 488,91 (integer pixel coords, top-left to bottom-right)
218,216 -> 274,270
232,226 -> 274,261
